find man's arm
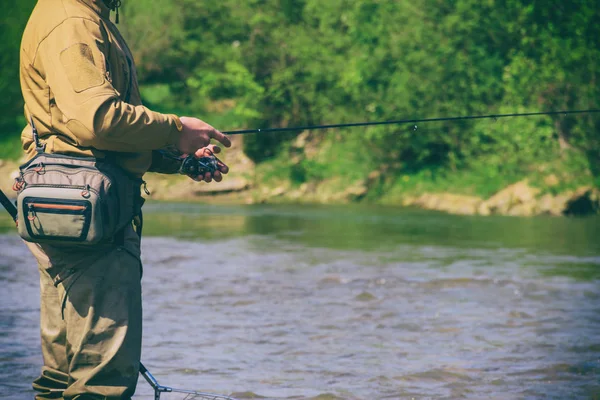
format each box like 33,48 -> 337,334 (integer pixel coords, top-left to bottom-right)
38,17 -> 230,180
148,149 -> 182,174
38,17 -> 181,151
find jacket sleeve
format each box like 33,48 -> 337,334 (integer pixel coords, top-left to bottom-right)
148,149 -> 183,174
38,17 -> 181,152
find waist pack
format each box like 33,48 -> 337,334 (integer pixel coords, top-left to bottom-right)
14,153 -> 144,245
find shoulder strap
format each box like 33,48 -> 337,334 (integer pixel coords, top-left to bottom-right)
124,56 -> 134,103
30,116 -> 46,154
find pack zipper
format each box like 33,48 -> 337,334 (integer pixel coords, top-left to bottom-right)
23,183 -> 100,197
29,203 -> 87,212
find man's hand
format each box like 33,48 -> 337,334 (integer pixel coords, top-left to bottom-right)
188,145 -> 230,183
176,117 -> 231,183
177,117 -> 231,154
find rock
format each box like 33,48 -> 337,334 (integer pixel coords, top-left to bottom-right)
287,187 -> 305,201
193,177 -> 250,195
555,191 -> 576,213
544,174 -> 560,187
299,182 -> 318,194
309,394 -> 344,400
535,187 -> 600,217
270,186 -> 286,197
344,182 -> 368,200
481,180 -> 540,215
355,292 -> 377,301
394,181 -> 596,217
401,196 -> 417,207
477,202 -> 492,216
507,201 -> 537,217
440,194 -> 481,215
367,170 -> 382,182
537,193 -> 564,216
292,131 -> 310,148
230,391 -> 268,399
284,182 -> 318,201
412,193 -> 482,215
417,193 -> 440,210
319,275 -> 343,285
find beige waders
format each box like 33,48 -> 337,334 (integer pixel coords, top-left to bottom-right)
19,0 -> 185,396
27,227 -> 142,400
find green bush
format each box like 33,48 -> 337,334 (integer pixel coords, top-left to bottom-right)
1,0 -> 598,191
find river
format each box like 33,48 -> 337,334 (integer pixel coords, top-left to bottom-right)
1,203 -> 599,399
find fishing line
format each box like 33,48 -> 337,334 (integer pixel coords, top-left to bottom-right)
222,108 -> 600,135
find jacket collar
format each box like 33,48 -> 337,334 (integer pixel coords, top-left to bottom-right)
80,0 -> 111,19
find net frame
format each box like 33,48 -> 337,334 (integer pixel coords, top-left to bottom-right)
140,363 -> 238,400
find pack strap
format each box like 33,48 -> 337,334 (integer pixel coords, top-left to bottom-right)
30,116 -> 46,154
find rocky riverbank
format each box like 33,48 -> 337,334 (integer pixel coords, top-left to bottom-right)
396,181 -> 599,217
251,177 -> 599,217
1,151 -> 598,217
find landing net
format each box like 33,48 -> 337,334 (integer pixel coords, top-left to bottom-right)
140,363 -> 238,400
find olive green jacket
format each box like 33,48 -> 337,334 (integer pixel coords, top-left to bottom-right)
20,0 -> 183,176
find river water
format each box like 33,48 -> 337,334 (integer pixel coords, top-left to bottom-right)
1,203 -> 599,399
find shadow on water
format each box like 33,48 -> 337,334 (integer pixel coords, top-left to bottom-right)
137,202 -> 600,255
2,201 -> 598,257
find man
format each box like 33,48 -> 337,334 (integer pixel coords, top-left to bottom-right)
19,0 -> 231,398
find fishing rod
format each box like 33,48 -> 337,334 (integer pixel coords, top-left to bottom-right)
168,108 -> 600,176
222,108 -> 600,135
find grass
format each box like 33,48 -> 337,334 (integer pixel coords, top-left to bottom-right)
255,133 -> 381,188
0,214 -> 15,234
253,135 -> 598,206
377,146 -> 597,202
0,132 -> 23,161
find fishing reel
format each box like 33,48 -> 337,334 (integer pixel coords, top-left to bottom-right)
178,153 -> 220,176
157,149 -> 222,177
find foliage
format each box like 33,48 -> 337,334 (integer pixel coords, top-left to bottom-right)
1,0 -> 598,193
120,0 -> 598,179
0,0 -> 36,159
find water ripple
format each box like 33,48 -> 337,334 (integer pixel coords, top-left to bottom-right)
0,211 -> 599,399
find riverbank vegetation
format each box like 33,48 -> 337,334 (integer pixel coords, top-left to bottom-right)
1,0 -> 598,215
